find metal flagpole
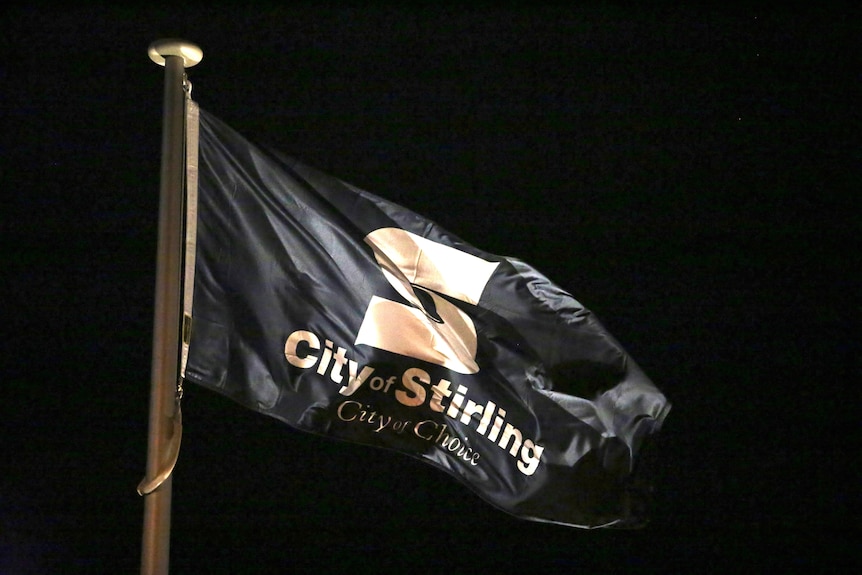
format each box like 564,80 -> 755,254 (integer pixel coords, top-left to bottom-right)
140,39 -> 202,575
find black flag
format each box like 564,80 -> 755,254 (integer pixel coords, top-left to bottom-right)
185,108 -> 670,528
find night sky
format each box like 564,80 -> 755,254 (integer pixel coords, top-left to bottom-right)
1,4 -> 858,573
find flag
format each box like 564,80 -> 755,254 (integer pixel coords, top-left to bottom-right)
184,107 -> 671,528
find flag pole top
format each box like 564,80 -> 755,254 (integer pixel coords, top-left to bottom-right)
148,39 -> 202,67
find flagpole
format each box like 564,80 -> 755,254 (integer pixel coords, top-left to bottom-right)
141,39 -> 202,575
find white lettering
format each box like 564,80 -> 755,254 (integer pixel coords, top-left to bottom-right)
285,327 -> 545,476
395,367 -> 429,407
339,359 -> 374,396
284,330 -> 320,368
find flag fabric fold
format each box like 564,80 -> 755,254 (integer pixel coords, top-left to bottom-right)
185,107 -> 670,528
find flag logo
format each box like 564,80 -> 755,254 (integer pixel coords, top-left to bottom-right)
357,227 -> 500,374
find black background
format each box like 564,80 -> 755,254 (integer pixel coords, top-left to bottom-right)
1,4 -> 858,572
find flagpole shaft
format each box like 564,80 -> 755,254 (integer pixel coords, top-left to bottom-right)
142,40 -> 200,575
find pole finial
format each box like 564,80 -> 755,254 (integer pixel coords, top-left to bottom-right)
148,39 -> 203,67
